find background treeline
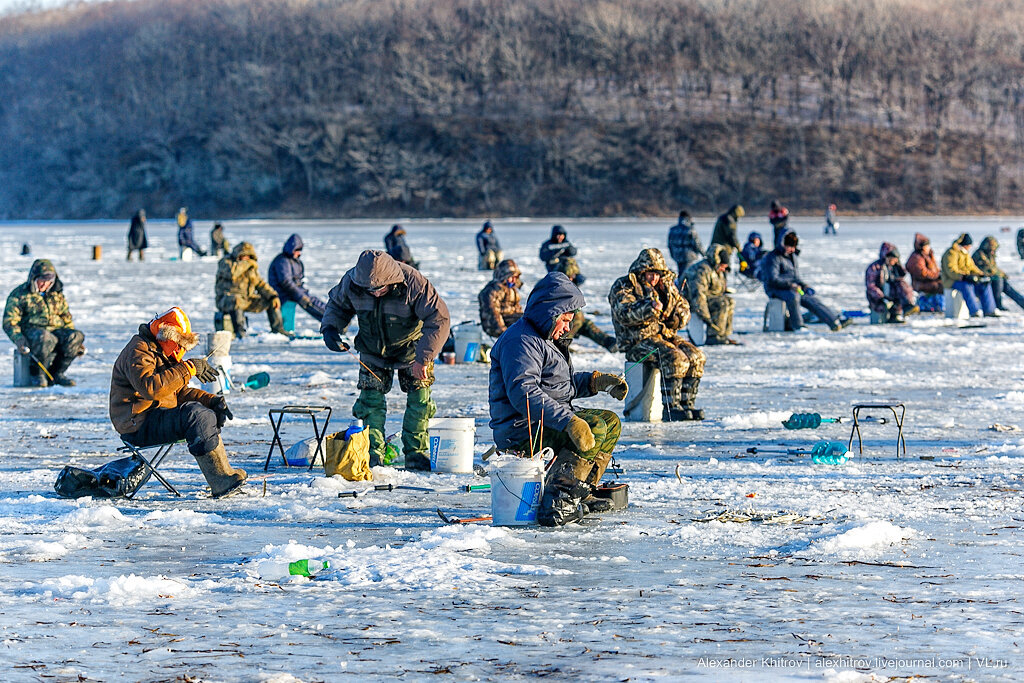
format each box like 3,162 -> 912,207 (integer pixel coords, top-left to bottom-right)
2,0 -> 1024,219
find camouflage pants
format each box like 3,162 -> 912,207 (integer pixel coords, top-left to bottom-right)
23,327 -> 84,377
352,359 -> 437,462
514,409 -> 621,463
625,335 -> 705,380
706,295 -> 735,341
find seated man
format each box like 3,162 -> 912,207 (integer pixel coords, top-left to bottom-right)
761,229 -> 850,331
941,233 -> 996,317
539,225 -> 584,282
479,259 -> 523,338
109,307 -> 246,498
476,220 -> 503,271
610,248 -> 706,420
384,224 -> 419,269
684,245 -> 738,345
554,258 -> 616,351
905,233 -> 943,312
268,233 -> 327,322
973,236 -> 1024,312
489,271 -> 627,527
215,242 -> 287,338
865,243 -> 918,323
3,258 -> 85,387
176,207 -> 207,258
739,231 -> 767,280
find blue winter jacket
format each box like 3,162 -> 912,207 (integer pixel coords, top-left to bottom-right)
177,220 -> 203,253
489,272 -> 595,449
268,234 -> 310,303
760,228 -> 805,295
476,229 -> 500,255
740,232 -> 767,279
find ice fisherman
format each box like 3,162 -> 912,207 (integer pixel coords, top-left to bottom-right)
609,248 -> 706,420
865,242 -> 918,323
824,204 -> 838,234
3,258 -> 85,387
109,307 -> 247,498
476,220 -> 503,271
760,228 -> 850,331
684,244 -> 739,345
905,233 -> 943,312
972,236 -> 1024,312
488,271 -> 628,526
539,225 -> 583,282
710,204 -> 745,255
384,224 -> 419,269
127,209 -> 148,261
667,210 -> 704,274
941,233 -> 996,317
768,199 -> 790,243
268,233 -> 327,322
210,222 -> 230,257
321,249 -> 450,470
553,258 -> 617,351
739,231 -> 767,280
479,259 -> 523,338
176,207 -> 207,258
215,242 -> 288,338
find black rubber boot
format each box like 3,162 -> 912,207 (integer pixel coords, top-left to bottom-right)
230,310 -> 247,339
538,450 -> 593,527
662,378 -> 693,422
582,452 -> 615,513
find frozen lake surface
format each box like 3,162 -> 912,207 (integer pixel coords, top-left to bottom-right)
1,216 -> 1023,682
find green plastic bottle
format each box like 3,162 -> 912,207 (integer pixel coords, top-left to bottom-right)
382,442 -> 400,466
288,559 -> 330,577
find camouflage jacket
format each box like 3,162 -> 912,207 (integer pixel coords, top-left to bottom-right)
683,245 -> 730,326
478,265 -> 523,338
972,237 -> 1006,278
609,248 -> 689,350
3,259 -> 74,346
215,242 -> 278,311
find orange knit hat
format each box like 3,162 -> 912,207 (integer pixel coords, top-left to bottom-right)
149,307 -> 199,361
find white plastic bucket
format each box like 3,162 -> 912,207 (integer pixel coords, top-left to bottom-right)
453,322 -> 483,363
428,417 -> 476,473
203,355 -> 232,395
488,454 -> 545,526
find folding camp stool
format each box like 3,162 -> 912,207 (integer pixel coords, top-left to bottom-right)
117,440 -> 184,498
264,405 -> 333,471
847,402 -> 907,458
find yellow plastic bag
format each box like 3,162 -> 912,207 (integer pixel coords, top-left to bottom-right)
323,430 -> 373,481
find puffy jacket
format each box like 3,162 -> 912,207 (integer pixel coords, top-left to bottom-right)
127,211 -> 148,250
539,226 -> 577,270
384,226 -> 415,265
940,234 -> 983,289
684,245 -> 730,328
322,250 -> 449,367
760,228 -> 804,294
609,248 -> 688,352
740,232 -> 767,279
108,323 -> 212,435
865,242 -> 908,306
972,236 -> 1006,278
215,242 -> 279,312
906,233 -> 942,294
268,234 -> 311,303
476,228 -> 500,255
710,205 -> 743,252
488,272 -> 595,448
667,217 -> 704,269
3,259 -> 74,347
478,260 -> 523,338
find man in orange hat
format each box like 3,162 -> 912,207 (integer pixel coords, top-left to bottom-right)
109,307 -> 247,498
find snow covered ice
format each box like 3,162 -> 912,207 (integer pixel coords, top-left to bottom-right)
1,217 -> 1022,681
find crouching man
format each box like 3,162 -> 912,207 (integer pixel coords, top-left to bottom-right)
489,272 -> 628,527
109,307 -> 247,498
4,259 -> 85,387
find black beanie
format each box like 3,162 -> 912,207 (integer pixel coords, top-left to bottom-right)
961,233 -> 973,246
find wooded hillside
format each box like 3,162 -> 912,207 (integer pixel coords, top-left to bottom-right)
1,0 -> 1023,219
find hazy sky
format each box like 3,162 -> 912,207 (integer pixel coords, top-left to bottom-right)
0,0 -> 94,17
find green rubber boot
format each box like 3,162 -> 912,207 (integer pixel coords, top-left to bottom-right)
402,387 -> 436,470
353,389 -> 387,467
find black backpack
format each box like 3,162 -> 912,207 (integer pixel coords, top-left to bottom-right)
54,456 -> 148,499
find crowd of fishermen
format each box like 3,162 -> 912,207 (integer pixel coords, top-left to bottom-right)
6,204 -> 1023,524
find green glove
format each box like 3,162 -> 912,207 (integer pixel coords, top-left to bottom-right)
591,371 -> 628,401
566,416 -> 596,453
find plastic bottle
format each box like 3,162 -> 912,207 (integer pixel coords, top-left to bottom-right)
287,559 -> 330,577
382,441 -> 400,466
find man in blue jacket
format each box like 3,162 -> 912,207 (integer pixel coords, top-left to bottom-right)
476,220 -> 503,270
268,234 -> 326,322
761,228 -> 849,331
489,271 -> 628,526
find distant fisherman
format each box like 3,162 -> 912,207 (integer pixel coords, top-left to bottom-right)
269,233 -> 326,322
476,220 -> 503,270
176,207 -> 207,258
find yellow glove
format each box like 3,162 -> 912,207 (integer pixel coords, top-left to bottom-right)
591,371 -> 628,400
566,416 -> 596,453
